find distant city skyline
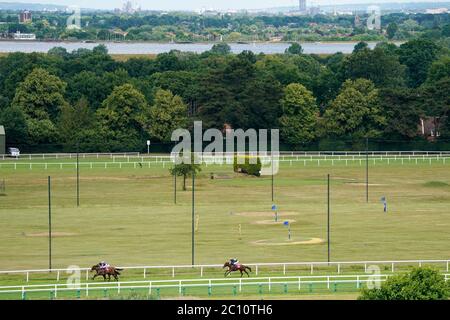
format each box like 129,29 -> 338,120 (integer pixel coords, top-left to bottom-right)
2,0 -> 449,11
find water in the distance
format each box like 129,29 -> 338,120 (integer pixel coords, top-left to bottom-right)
0,41 -> 380,54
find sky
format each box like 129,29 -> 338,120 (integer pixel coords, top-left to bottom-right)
5,0 -> 449,11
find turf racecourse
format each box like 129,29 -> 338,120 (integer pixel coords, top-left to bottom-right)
0,156 -> 449,298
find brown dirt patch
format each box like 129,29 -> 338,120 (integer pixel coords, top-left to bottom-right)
252,219 -> 297,225
251,238 -> 325,246
25,232 -> 77,237
235,211 -> 298,217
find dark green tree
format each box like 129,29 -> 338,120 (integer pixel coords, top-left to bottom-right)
398,39 -> 440,87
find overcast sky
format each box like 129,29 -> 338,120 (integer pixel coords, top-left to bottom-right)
7,0 -> 449,11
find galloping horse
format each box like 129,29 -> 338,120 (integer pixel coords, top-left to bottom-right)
223,261 -> 252,277
91,264 -> 123,281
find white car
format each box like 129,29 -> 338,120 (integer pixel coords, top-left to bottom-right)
8,147 -> 20,158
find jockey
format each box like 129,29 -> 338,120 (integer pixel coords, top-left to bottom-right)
99,261 -> 110,270
230,258 -> 239,267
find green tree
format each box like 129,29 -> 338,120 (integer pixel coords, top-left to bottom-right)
379,87 -> 422,139
210,43 -> 231,55
170,162 -> 202,191
340,47 -> 406,87
426,56 -> 450,84
0,106 -> 28,145
285,43 -> 303,55
359,268 -> 449,300
148,89 -> 188,142
353,41 -> 368,53
12,68 -> 68,121
323,79 -> 385,138
12,68 -> 68,144
58,97 -> 99,150
279,83 -> 318,145
96,84 -> 148,151
386,23 -> 399,39
398,39 -> 440,87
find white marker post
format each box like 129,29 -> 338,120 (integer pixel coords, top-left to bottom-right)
147,140 -> 151,154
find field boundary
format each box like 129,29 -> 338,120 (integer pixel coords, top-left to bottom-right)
1,273 -> 449,299
1,259 -> 448,282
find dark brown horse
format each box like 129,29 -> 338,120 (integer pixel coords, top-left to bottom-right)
91,264 -> 123,281
223,262 -> 252,277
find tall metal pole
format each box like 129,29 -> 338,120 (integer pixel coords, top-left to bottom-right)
366,137 -> 369,203
327,174 -> 330,264
191,172 -> 195,266
271,152 -> 274,202
48,176 -> 52,271
76,144 -> 80,207
174,173 -> 177,204
327,174 -> 331,263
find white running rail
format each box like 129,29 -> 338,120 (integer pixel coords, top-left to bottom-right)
0,259 -> 448,283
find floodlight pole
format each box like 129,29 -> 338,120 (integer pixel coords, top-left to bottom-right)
366,137 -> 369,203
191,171 -> 195,266
271,152 -> 274,202
327,174 -> 330,264
48,176 -> 52,271
76,143 -> 80,207
174,173 -> 177,204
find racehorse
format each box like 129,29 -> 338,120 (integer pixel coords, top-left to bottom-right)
223,261 -> 252,277
91,264 -> 123,281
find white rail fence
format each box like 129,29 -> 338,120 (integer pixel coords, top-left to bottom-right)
1,274 -> 449,299
1,155 -> 450,170
2,150 -> 450,161
0,152 -> 140,161
0,259 -> 448,283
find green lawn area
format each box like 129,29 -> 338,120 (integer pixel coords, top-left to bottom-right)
0,158 -> 449,299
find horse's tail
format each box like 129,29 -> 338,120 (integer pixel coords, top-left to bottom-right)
115,268 -> 123,271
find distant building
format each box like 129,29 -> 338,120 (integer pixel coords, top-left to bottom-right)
309,6 -> 321,16
13,31 -> 36,40
418,116 -> 447,141
122,1 -> 141,14
19,10 -> 32,24
425,8 -> 448,14
354,14 -> 362,28
299,0 -> 307,12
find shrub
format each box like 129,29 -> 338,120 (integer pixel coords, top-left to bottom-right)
233,155 -> 262,177
359,267 -> 450,300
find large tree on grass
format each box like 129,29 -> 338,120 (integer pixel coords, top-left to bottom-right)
12,68 -> 68,144
96,83 -> 149,151
170,162 -> 202,191
323,79 -> 385,138
148,89 -> 188,142
278,83 -> 319,145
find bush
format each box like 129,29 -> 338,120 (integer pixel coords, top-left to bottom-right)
359,267 -> 449,300
233,155 -> 262,177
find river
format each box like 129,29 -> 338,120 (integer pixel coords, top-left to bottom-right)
0,41 -> 384,55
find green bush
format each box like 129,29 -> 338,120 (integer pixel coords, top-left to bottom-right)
233,155 -> 262,177
359,267 -> 449,300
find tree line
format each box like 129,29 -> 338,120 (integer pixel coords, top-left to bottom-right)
1,10 -> 450,43
0,39 -> 449,152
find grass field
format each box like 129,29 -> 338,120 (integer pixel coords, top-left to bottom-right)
0,156 -> 449,298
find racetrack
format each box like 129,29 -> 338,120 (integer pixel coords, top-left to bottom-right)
0,153 -> 449,299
